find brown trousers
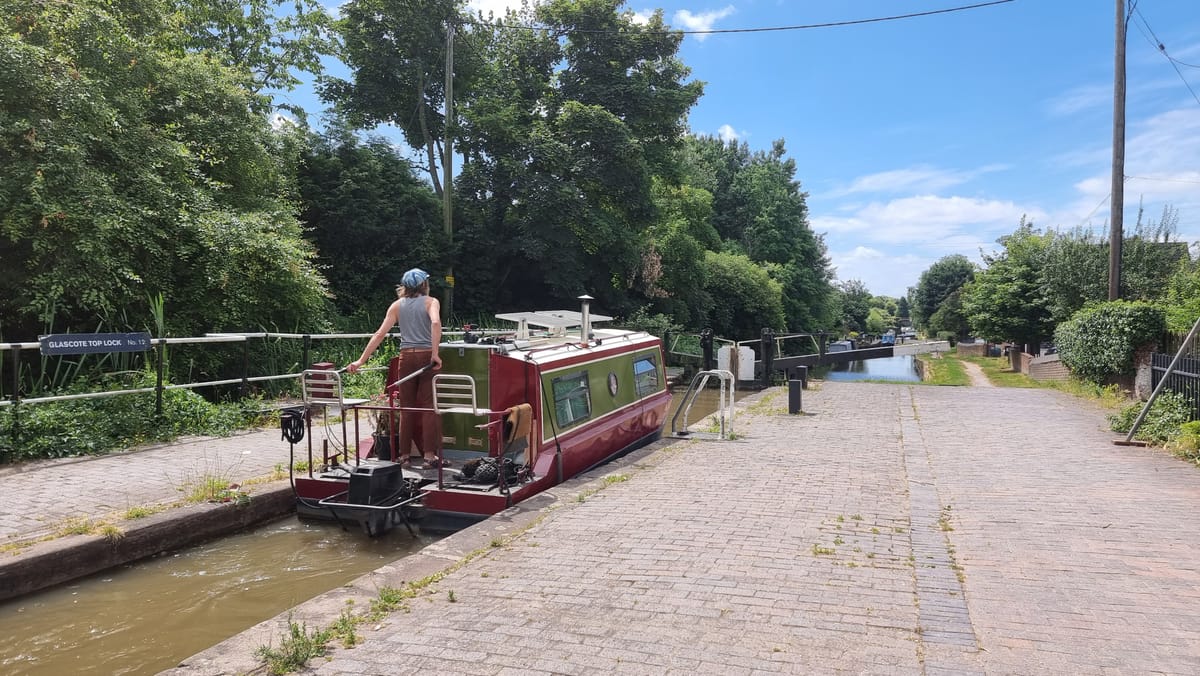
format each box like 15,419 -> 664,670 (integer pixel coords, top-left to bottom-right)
395,348 -> 442,460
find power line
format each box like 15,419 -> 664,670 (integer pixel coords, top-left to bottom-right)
1131,5 -> 1200,107
465,0 -> 1016,36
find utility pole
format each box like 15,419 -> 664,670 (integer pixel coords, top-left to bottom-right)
1108,0 -> 1127,300
443,24 -> 455,319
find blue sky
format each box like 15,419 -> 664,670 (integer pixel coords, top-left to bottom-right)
293,1 -> 1200,299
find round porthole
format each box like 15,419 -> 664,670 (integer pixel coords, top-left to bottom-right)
607,371 -> 619,396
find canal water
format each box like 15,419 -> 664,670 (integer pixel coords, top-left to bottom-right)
818,355 -> 922,383
0,388 -> 732,676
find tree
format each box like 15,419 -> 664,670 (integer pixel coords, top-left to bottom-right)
865,307 -> 888,335
176,0 -> 337,100
897,295 -> 911,320
961,219 -> 1053,349
677,136 -> 835,330
297,124 -> 445,322
911,255 -> 975,330
699,252 -> 785,339
836,280 -> 873,333
0,0 -> 328,338
447,1 -> 703,315
928,289 -> 969,338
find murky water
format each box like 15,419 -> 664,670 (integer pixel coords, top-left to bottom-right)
0,387 -> 729,676
819,355 -> 922,383
0,520 -> 434,676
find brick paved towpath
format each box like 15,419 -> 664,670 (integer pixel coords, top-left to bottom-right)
174,380 -> 1200,675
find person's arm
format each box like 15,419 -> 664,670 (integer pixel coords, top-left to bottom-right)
427,296 -> 442,369
347,300 -> 400,373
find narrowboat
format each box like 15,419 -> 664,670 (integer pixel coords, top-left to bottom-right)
285,298 -> 672,534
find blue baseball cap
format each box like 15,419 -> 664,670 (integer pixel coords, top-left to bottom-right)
401,268 -> 430,287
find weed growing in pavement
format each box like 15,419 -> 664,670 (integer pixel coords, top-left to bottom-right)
329,607 -> 359,648
99,523 -> 125,543
123,504 -> 166,520
447,590 -> 457,603
179,472 -> 250,505
56,517 -> 95,537
812,544 -> 835,556
255,617 -> 333,675
938,505 -> 955,532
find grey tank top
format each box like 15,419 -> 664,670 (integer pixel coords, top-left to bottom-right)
397,296 -> 433,349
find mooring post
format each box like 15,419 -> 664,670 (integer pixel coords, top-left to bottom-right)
700,329 -> 714,372
788,377 -> 802,414
760,328 -> 774,388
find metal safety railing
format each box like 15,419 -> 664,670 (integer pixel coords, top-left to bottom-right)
669,369 -> 735,440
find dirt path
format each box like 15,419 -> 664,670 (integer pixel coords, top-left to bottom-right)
961,358 -> 995,387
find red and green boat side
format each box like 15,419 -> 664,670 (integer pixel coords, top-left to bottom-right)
292,314 -> 671,533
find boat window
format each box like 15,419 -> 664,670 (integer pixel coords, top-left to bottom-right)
633,356 -> 659,398
552,371 -> 591,427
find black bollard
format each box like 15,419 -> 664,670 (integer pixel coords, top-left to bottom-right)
788,379 -> 803,414
700,328 -> 714,372
796,365 -> 808,389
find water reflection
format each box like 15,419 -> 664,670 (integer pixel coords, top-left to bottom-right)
0,519 -> 433,676
819,355 -> 922,383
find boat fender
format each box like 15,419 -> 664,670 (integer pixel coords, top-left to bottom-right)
503,404 -> 533,443
280,407 -> 306,444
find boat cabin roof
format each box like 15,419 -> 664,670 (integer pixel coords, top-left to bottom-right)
494,310 -> 613,330
447,310 -> 657,366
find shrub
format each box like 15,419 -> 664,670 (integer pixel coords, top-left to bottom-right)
1055,301 -> 1164,383
1170,420 -> 1200,465
1108,390 -> 1191,444
0,371 -> 266,463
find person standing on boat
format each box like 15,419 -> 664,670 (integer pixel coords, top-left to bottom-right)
347,268 -> 448,469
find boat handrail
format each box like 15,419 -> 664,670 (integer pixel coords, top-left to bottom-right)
432,374 -> 485,415
670,369 -> 735,440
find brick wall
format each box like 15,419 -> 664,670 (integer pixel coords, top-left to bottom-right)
956,342 -> 988,357
1028,354 -> 1070,381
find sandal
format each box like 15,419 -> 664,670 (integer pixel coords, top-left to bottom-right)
421,458 -> 452,469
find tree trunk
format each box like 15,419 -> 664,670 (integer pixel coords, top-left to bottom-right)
416,74 -> 443,198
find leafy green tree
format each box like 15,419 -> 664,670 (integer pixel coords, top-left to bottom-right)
962,220 -> 1053,349
911,255 -> 975,330
297,124 -> 445,322
678,136 -> 835,330
699,252 -> 785,339
928,289 -> 969,338
1162,260 -> 1200,332
836,280 -> 873,333
323,0 -> 472,194
176,0 -> 337,99
897,295 -> 911,320
865,307 -> 888,335
447,1 -> 703,315
0,0 -> 327,338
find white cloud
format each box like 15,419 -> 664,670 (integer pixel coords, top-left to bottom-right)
717,124 -> 741,142
829,247 -> 932,298
673,6 -> 735,41
1064,105 -> 1200,231
1046,84 -> 1111,117
824,164 -> 1008,198
814,195 -> 1042,247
